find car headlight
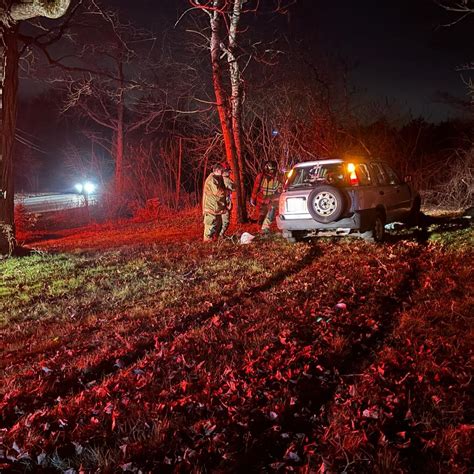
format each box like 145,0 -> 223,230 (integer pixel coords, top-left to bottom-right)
83,182 -> 96,194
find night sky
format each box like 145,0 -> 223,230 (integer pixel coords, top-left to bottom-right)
20,0 -> 472,122
291,0 -> 472,121
106,0 -> 472,122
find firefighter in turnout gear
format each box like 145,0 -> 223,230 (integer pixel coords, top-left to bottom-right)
202,163 -> 227,242
250,160 -> 282,233
220,162 -> 235,238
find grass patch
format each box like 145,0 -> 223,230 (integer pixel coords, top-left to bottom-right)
0,215 -> 472,472
429,226 -> 473,251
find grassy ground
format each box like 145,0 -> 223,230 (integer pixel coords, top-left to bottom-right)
1,210 -> 473,473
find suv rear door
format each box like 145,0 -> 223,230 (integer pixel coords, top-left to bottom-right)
370,162 -> 410,221
380,163 -> 412,216
367,162 -> 399,220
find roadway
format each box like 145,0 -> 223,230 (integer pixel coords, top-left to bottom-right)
15,193 -> 98,214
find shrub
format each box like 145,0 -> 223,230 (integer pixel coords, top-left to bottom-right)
14,203 -> 39,239
421,147 -> 474,210
130,197 -> 161,222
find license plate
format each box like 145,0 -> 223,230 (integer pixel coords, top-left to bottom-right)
286,198 -> 306,212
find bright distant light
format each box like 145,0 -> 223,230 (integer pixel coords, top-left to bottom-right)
75,181 -> 97,194
83,182 -> 96,194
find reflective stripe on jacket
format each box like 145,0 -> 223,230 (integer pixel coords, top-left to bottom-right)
251,173 -> 281,205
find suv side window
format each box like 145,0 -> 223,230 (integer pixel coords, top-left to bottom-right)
368,163 -> 386,185
356,163 -> 372,185
381,163 -> 401,185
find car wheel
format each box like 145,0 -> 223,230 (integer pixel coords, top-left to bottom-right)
307,185 -> 345,223
361,214 -> 385,242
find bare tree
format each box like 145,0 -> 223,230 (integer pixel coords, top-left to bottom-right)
437,0 -> 474,105
187,0 -> 247,222
242,49 -> 356,182
0,0 -> 71,256
51,8 -> 160,201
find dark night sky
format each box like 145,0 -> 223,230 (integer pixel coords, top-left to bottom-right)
21,0 -> 473,122
111,0 -> 472,122
290,0 -> 472,121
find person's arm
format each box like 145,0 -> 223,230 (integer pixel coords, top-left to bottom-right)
224,177 -> 235,192
251,173 -> 262,204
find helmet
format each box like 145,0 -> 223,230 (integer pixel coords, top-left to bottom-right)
264,160 -> 277,174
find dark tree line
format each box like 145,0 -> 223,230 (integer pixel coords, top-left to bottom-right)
1,0 -> 473,256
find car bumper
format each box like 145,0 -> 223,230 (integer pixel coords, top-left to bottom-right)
277,212 -> 362,231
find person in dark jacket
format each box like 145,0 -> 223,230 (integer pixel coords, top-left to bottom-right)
250,160 -> 282,233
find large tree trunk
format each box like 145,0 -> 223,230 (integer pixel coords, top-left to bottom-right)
0,0 -> 71,257
228,0 -> 247,221
0,27 -> 19,256
210,1 -> 245,223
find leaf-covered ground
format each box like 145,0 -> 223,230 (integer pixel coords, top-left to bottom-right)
1,211 -> 473,473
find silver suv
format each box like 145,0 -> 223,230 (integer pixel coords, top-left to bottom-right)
277,157 -> 421,242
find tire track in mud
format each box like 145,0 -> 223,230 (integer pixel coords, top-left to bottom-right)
1,244 -> 322,430
2,242 -> 425,472
104,242 -> 426,472
229,243 -> 425,472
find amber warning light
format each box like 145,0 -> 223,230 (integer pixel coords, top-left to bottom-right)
347,163 -> 359,186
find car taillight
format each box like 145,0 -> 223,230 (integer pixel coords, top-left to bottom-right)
347,163 -> 359,186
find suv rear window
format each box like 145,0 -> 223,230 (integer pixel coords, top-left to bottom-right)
286,163 -> 346,188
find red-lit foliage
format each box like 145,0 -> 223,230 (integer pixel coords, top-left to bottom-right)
0,215 -> 472,472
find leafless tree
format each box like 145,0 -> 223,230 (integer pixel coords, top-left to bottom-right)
45,7 -> 161,203
185,0 -> 246,222
185,0 -> 294,222
0,0 -> 71,256
241,50 -> 359,183
437,0 -> 474,105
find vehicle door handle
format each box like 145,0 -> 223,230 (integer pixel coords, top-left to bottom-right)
379,191 -> 384,195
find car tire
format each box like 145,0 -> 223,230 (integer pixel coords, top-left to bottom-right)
361,213 -> 385,242
307,185 -> 345,223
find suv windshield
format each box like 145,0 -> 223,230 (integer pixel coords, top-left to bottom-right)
286,163 -> 347,188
